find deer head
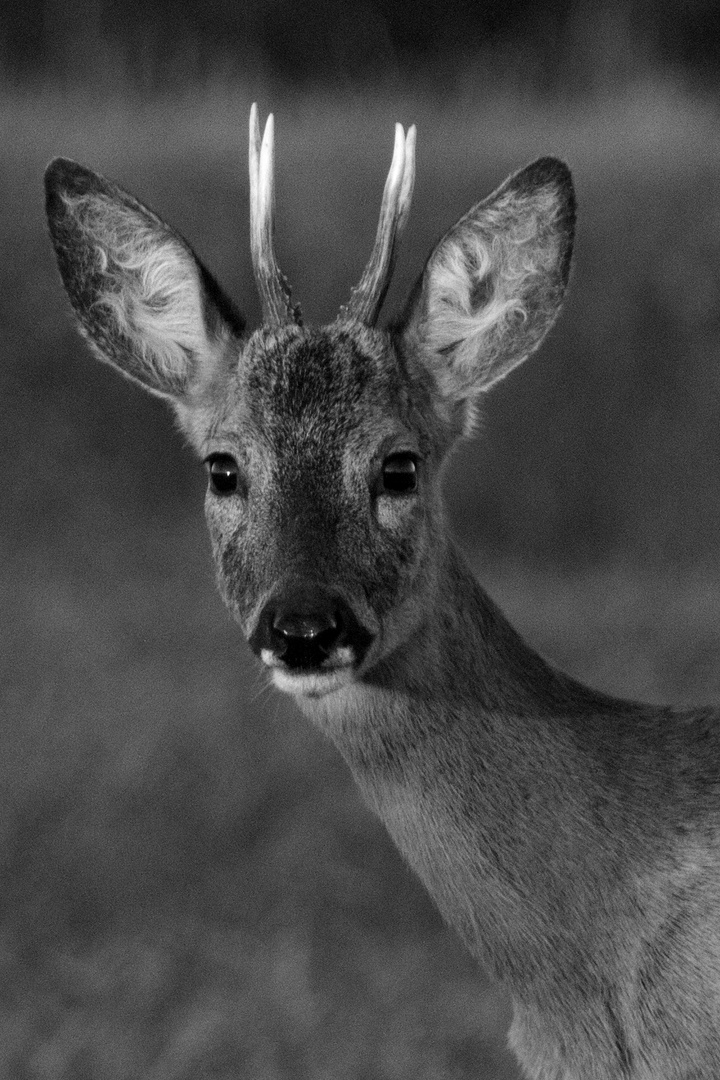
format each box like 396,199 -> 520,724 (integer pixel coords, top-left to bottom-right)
45,106 -> 575,700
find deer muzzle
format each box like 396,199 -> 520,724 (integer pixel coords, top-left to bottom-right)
249,582 -> 374,677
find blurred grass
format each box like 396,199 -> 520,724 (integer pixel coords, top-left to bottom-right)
3,76 -> 720,1077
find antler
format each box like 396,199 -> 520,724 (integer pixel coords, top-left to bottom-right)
339,122 -> 416,326
249,104 -> 302,326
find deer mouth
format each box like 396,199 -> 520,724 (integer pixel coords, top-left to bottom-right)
261,653 -> 357,697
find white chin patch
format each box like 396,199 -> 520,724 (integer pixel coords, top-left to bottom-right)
260,649 -> 355,698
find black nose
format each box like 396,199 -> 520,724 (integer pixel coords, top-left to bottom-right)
249,584 -> 373,670
272,604 -> 341,667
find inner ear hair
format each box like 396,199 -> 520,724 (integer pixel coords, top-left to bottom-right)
46,158 -> 242,401
398,157 -> 575,413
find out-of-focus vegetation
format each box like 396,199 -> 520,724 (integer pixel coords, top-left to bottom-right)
3,36 -> 720,1078
4,0 -> 720,97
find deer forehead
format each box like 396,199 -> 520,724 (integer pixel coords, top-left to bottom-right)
205,322 -> 420,464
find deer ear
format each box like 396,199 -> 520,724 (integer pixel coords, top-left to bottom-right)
396,157 -> 575,431
45,158 -> 244,403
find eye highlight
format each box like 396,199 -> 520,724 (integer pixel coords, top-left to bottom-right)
205,453 -> 242,496
378,453 -> 418,495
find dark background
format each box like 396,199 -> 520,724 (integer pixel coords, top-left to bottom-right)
3,2 -> 720,1076
5,0 -> 720,95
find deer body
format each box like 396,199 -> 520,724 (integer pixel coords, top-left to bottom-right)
45,108 -> 720,1078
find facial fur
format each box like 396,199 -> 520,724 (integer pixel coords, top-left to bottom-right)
199,322 -> 448,688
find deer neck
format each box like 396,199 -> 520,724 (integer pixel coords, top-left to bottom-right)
303,537 -> 589,770
298,541 -> 633,995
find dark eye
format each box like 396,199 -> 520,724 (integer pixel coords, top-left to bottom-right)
380,454 -> 418,495
206,454 -> 241,496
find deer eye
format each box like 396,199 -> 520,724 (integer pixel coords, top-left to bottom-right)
380,454 -> 418,495
206,454 -> 241,496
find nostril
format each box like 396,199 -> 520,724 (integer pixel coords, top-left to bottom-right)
272,610 -> 339,643
271,606 -> 343,666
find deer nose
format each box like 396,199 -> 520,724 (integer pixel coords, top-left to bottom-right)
272,607 -> 340,661
249,585 -> 373,670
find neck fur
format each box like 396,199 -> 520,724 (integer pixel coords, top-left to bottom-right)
300,544 -> 626,982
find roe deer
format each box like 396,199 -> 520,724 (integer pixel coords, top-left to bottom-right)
45,106 -> 720,1080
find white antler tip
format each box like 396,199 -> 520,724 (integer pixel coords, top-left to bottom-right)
249,103 -> 260,144
384,122 -> 406,194
399,125 -> 417,213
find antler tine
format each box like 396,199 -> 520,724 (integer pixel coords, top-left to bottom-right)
340,122 -> 416,327
248,104 -> 301,327
397,124 -> 416,238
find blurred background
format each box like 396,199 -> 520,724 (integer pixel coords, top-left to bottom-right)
3,1 -> 720,1076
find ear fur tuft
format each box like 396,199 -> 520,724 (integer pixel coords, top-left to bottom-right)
396,157 -> 575,434
45,158 -> 242,401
